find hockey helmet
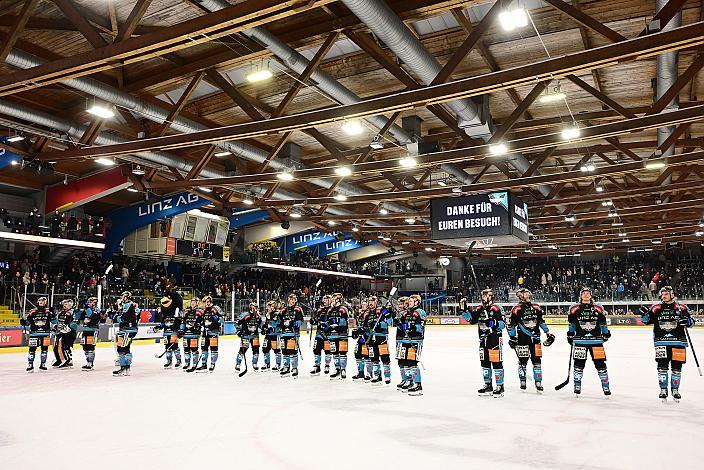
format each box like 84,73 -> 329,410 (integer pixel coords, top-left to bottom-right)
331,292 -> 343,307
659,285 -> 675,300
37,296 -> 48,306
515,288 -> 532,302
61,298 -> 74,309
121,291 -> 132,300
87,297 -> 97,305
190,296 -> 200,305
249,301 -> 259,312
480,288 -> 494,305
322,294 -> 332,306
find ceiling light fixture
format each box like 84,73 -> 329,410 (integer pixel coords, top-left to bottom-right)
132,165 -> 145,175
399,156 -> 417,168
352,226 -> 359,232
277,171 -> 294,181
214,151 -> 232,157
7,135 -> 24,142
369,135 -> 384,150
608,210 -> 618,217
327,220 -> 337,227
198,186 -> 212,193
601,200 -> 613,206
561,124 -> 581,140
564,215 -> 576,223
612,221 -> 624,227
289,211 -> 302,219
242,196 -> 254,205
498,8 -> 529,31
95,157 -> 115,166
437,180 -> 447,187
334,166 -> 352,177
127,187 -> 138,193
489,143 -> 508,156
404,218 -> 416,224
645,160 -> 667,170
379,208 -> 389,215
246,62 -> 273,83
596,185 -> 604,192
341,119 -> 364,135
333,193 -> 348,201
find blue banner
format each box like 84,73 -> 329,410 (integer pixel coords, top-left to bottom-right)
103,191 -> 208,259
314,238 -> 375,257
229,209 -> 269,229
279,230 -> 340,254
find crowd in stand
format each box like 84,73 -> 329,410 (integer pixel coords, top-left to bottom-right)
449,253 -> 704,304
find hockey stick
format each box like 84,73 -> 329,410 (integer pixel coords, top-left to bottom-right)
555,343 -> 574,390
238,351 -> 249,377
155,338 -> 178,358
685,328 -> 702,376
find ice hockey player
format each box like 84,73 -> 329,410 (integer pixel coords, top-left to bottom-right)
351,298 -> 371,380
236,302 -> 261,373
21,296 -> 54,372
181,297 -> 203,373
508,288 -> 555,392
567,287 -> 611,397
310,295 -> 332,376
365,296 -> 394,385
640,286 -> 694,401
278,293 -> 304,377
261,300 -> 282,371
53,298 -> 77,369
327,292 -> 350,380
113,291 -> 138,376
156,292 -> 182,369
396,294 -> 426,396
77,297 -> 101,371
196,296 -> 222,373
462,288 -> 506,397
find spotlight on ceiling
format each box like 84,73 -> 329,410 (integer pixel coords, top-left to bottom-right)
7,135 -> 24,143
214,151 -> 232,157
277,171 -> 294,181
561,124 -> 581,140
198,186 -> 212,193
246,62 -> 273,83
489,143 -> 508,156
498,8 -> 529,31
379,208 -> 389,215
369,135 -> 384,150
87,103 -> 115,119
327,220 -> 338,227
341,120 -> 364,135
289,211 -> 302,219
242,195 -> 254,205
333,193 -> 348,201
334,166 -> 352,177
404,218 -> 416,224
399,156 -> 417,168
352,226 -> 359,232
645,160 -> 667,170
132,165 -> 145,175
95,158 -> 115,166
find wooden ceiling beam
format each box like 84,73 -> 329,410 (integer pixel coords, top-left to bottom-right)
542,0 -> 626,43
0,0 -> 39,62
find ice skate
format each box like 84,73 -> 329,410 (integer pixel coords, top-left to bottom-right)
174,359 -> 181,368
310,365 -> 321,376
659,388 -> 668,401
39,364 -> 47,372
341,369 -> 347,379
261,364 -> 270,371
535,382 -> 544,393
407,383 -> 423,396
574,385 -> 581,397
112,366 -> 127,376
58,360 -> 72,369
352,371 -> 364,380
280,367 -> 290,377
520,380 -> 527,391
329,369 -> 341,379
26,364 -> 34,373
51,360 -> 61,368
292,368 -> 299,378
81,364 -> 93,371
209,364 -> 216,373
195,363 -> 208,373
672,389 -> 681,402
371,375 -> 383,385
397,380 -> 410,391
478,384 -> 493,396
492,385 -> 505,398
323,364 -> 330,374
602,386 -> 611,398
253,364 -> 259,371
163,358 -> 172,368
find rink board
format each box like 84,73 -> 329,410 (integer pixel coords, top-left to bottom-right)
1,328 -> 703,470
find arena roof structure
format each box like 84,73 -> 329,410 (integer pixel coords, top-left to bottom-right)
1,0 -> 703,257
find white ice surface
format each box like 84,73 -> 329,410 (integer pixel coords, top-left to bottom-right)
1,327 -> 703,470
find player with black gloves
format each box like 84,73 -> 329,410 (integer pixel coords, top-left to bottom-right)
156,292 -> 182,369
365,296 -> 394,385
327,293 -> 350,380
462,288 -> 506,397
236,302 -> 261,373
310,295 -> 332,376
261,300 -> 282,371
180,297 -> 203,373
352,298 -> 371,381
567,287 -> 611,397
113,291 -> 138,376
396,294 -> 426,396
508,288 -> 555,392
21,296 -> 54,372
641,286 -> 694,401
278,294 -> 304,377
198,296 -> 222,372
53,298 -> 77,369
77,297 -> 101,371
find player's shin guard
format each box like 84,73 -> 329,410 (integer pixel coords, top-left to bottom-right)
598,368 -> 610,393
658,368 -> 669,390
125,353 -> 133,366
413,367 -> 421,384
325,353 -> 332,368
119,353 -> 127,367
87,351 -> 95,365
533,365 -> 542,383
356,359 -> 364,374
40,350 -> 47,365
276,353 -> 282,367
184,351 -> 191,367
201,351 -> 209,366
373,362 -> 380,378
671,370 -> 681,390
383,364 -> 391,381
211,352 -> 218,365
482,367 -> 492,385
315,354 -> 322,367
494,369 -> 504,387
518,364 -> 527,385
236,353 -> 243,367
365,359 -> 372,377
253,353 -> 259,366
28,351 -> 35,365
573,367 -> 584,393
264,353 -> 271,367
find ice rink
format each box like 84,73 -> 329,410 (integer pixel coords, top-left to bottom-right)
2,327 -> 703,469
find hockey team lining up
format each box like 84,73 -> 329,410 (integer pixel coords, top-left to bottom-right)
19,285 -> 696,401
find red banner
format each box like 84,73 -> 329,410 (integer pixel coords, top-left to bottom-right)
0,329 -> 24,347
45,167 -> 131,213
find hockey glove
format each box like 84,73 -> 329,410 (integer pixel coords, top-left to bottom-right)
679,317 -> 692,327
566,331 -> 575,345
543,333 -> 556,347
639,306 -> 650,317
508,336 -> 518,349
602,331 -> 611,342
351,328 -> 360,339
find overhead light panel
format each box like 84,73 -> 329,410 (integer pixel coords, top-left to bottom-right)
214,151 -> 232,157
382,235 -> 391,241
369,135 -> 384,150
132,165 -> 145,175
327,220 -> 338,227
612,221 -> 623,227
198,186 -> 212,193
242,196 -> 254,205
7,135 -> 24,142
379,208 -> 389,215
404,218 -> 416,224
289,211 -> 302,219
87,103 -> 115,119
651,239 -> 662,245
489,143 -> 508,156
499,8 -> 529,31
596,185 -> 604,193
601,201 -> 613,206
696,231 -> 704,237
564,215 -> 576,222
341,120 -> 364,135
334,166 -> 352,177
277,171 -> 294,181
437,180 -> 447,187
608,210 -> 618,217
246,62 -> 273,83
424,247 -> 434,252
561,124 -> 581,140
127,187 -> 138,193
95,157 -> 115,166
399,156 -> 417,168
645,160 -> 667,170
333,193 -> 348,201
352,226 -> 359,232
